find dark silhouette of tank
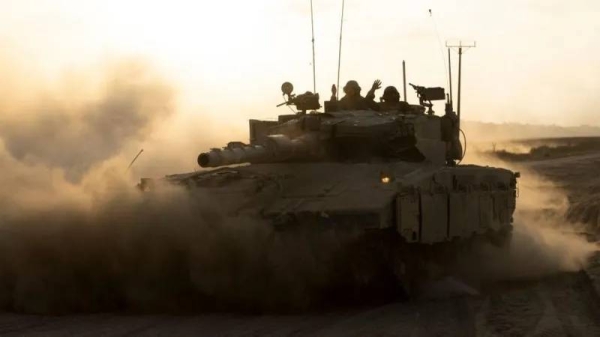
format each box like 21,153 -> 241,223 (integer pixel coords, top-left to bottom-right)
139,81 -> 519,295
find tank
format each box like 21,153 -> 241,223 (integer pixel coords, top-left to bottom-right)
138,82 -> 519,295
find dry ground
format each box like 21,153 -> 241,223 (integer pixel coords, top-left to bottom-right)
0,270 -> 598,336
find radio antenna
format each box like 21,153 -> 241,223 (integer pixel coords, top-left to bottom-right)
310,0 -> 316,93
126,148 -> 144,172
336,0 -> 345,100
448,48 -> 453,107
402,60 -> 407,102
429,9 -> 449,91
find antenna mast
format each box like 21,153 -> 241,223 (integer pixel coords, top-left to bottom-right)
446,40 -> 476,129
429,9 -> 449,92
402,60 -> 407,102
447,48 -> 453,107
126,149 -> 144,172
336,0 -> 345,99
310,0 -> 316,93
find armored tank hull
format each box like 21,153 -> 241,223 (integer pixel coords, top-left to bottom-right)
142,160 -> 517,296
160,162 -> 517,242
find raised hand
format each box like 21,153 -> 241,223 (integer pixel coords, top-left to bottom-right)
372,79 -> 382,91
330,84 -> 338,100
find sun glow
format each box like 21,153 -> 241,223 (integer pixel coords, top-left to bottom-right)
1,0 -> 600,126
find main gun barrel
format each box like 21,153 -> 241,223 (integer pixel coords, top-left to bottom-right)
198,143 -> 270,167
197,135 -> 314,168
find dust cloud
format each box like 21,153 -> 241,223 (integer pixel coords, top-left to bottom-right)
0,169 -> 358,314
0,58 -> 367,314
0,61 -> 174,183
459,148 -> 599,282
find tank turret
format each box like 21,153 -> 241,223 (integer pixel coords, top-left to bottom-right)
199,82 -> 462,168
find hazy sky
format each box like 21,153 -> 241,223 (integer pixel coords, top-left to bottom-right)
1,0 -> 599,127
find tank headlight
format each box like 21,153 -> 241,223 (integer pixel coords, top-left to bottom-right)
380,175 -> 391,184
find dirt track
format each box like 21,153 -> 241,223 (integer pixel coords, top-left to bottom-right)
0,268 -> 598,336
3,150 -> 600,336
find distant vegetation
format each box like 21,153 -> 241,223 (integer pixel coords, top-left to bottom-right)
463,121 -> 600,142
486,137 -> 600,162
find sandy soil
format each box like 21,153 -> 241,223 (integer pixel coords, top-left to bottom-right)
0,270 -> 598,336
3,146 -> 600,337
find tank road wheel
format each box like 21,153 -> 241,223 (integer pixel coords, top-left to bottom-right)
324,229 -> 410,305
393,250 -> 425,299
487,225 -> 513,248
398,240 -> 480,298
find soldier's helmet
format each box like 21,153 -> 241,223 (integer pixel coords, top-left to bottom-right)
382,86 -> 400,102
343,80 -> 361,95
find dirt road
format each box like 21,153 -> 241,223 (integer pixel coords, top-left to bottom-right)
0,266 -> 598,336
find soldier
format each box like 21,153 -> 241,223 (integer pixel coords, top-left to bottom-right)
332,80 -> 380,111
377,86 -> 411,112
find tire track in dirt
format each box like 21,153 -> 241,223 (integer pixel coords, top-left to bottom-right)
544,272 -> 600,336
0,271 -> 598,336
472,270 -> 600,337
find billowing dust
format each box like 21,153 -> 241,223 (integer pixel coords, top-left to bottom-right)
0,60 -> 373,314
0,59 -> 598,314
0,171 -> 361,313
458,150 -> 599,282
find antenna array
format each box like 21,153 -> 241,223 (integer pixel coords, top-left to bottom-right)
310,0 -> 316,93
446,41 -> 476,128
336,0 -> 345,100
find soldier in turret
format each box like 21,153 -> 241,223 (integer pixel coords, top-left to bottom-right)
331,80 -> 380,111
377,86 -> 411,112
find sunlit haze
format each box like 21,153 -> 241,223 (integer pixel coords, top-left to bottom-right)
3,1 -> 599,123
1,0 -> 599,158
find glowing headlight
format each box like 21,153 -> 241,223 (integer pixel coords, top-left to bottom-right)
381,175 -> 391,184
